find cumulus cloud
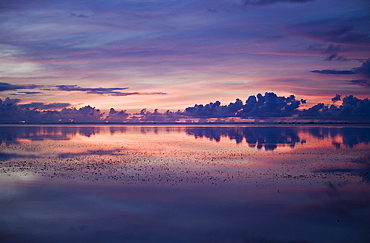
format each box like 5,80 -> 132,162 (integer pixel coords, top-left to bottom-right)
1,92 -> 369,123
0,97 -> 20,106
0,97 -> 103,123
300,95 -> 370,119
331,94 -> 341,103
185,92 -> 304,118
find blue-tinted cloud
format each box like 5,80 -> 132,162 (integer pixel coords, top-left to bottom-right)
56,85 -> 166,96
311,60 -> 370,86
0,82 -> 41,92
111,92 -> 166,96
348,79 -> 369,87
310,70 -> 355,75
56,85 -> 129,93
19,102 -> 70,110
244,0 -> 312,6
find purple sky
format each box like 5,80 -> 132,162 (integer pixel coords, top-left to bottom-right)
0,0 -> 369,112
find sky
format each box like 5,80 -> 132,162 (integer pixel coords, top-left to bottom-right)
0,0 -> 369,112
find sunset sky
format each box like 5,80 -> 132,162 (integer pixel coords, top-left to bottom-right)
1,0 -> 369,112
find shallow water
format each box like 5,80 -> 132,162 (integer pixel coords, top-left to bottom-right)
0,125 -> 369,242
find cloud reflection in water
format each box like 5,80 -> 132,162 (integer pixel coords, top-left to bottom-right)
0,125 -> 370,242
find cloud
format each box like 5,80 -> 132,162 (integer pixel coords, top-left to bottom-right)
348,79 -> 369,87
110,92 -> 167,96
1,92 -> 370,123
322,44 -> 350,62
184,92 -> 304,118
310,70 -> 355,75
311,59 -> 370,86
300,95 -> 370,119
321,26 -> 370,45
243,0 -> 312,6
56,85 -> 129,93
19,102 -> 71,110
15,91 -> 42,95
353,59 -> 370,78
0,82 -> 41,92
55,85 -> 166,96
331,94 -> 341,102
69,12 -> 91,18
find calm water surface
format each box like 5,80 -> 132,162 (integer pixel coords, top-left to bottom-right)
0,125 -> 370,242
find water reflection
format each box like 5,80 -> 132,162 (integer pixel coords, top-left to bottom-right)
1,125 -> 370,150
0,125 -> 370,242
186,126 -> 302,150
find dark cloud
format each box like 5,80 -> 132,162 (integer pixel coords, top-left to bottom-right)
244,0 -> 312,6
69,12 -> 90,18
0,99 -> 103,123
353,59 -> 370,78
324,55 -> 350,62
300,95 -> 370,119
0,97 -> 20,106
348,79 -> 369,87
310,70 -> 355,75
16,91 -> 42,95
299,23 -> 370,46
55,85 -> 166,96
111,92 -> 167,96
56,85 -> 129,93
0,82 -> 41,92
311,59 -> 370,87
1,93 -> 370,124
185,92 -> 303,118
322,26 -> 370,45
331,94 -> 341,103
323,45 -> 350,61
324,44 -> 341,54
19,102 -> 70,110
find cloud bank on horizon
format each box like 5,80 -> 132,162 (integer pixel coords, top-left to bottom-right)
1,92 -> 369,123
0,0 -> 369,111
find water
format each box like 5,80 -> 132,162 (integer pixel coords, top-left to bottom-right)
0,125 -> 369,242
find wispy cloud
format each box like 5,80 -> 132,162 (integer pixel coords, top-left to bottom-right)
56,85 -> 129,93
111,92 -> 166,96
310,70 -> 355,75
69,12 -> 92,18
55,85 -> 166,96
243,0 -> 312,6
